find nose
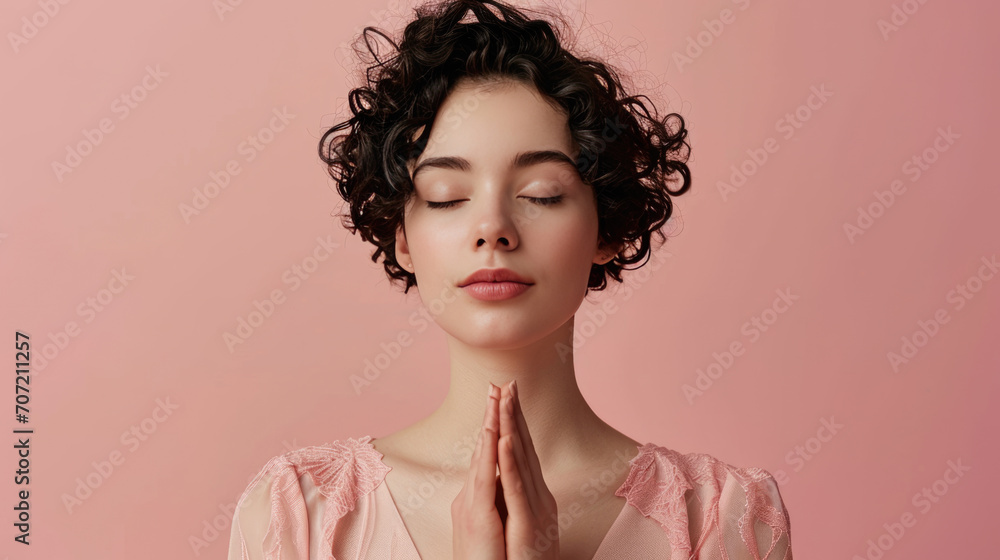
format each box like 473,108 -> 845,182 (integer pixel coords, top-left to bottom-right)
477,236 -> 510,248
472,196 -> 520,251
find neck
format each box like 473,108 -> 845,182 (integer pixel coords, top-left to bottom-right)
413,315 -> 611,475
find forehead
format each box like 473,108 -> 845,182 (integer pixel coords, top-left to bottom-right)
409,79 -> 579,176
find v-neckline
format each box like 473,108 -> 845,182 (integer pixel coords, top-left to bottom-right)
365,436 -> 648,560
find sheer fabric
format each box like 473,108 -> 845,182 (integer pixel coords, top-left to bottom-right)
228,435 -> 792,559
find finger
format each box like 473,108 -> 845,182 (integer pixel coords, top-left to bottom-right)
499,432 -> 535,520
462,383 -> 492,505
511,380 -> 546,497
500,383 -> 537,506
494,473 -> 508,525
472,383 -> 501,509
462,401 -> 485,507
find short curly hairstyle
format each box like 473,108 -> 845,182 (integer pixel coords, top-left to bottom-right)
318,0 -> 691,294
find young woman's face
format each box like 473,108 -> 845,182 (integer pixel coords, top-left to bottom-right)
396,78 -> 616,349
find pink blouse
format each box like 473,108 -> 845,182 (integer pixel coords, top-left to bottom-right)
228,435 -> 792,559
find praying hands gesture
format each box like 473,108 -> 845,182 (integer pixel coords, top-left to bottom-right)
452,380 -> 560,560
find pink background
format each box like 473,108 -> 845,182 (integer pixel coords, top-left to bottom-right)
2,0 -> 997,557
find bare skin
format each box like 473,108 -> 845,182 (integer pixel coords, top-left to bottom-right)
372,388 -> 642,560
374,77 -> 644,559
452,379 -> 559,559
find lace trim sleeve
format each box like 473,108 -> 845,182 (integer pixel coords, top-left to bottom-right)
686,453 -> 793,560
227,436 -> 390,560
227,454 -> 309,560
616,445 -> 792,560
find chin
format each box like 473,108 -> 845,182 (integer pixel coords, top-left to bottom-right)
446,313 -> 573,350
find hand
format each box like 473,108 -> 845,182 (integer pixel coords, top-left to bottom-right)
498,380 -> 560,559
452,383 -> 506,560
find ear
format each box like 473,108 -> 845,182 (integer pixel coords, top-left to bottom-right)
395,223 -> 413,273
593,239 -> 621,266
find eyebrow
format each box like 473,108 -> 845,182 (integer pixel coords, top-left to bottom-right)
410,150 -> 578,181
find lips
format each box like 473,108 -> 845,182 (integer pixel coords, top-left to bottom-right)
459,268 -> 533,287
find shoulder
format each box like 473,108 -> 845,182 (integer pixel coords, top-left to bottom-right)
228,436 -> 388,560
235,435 -> 388,516
617,443 -> 793,559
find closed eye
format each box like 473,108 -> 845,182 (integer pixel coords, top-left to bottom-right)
529,195 -> 563,206
426,195 -> 563,209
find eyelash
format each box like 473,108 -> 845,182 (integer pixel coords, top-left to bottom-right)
426,195 -> 564,209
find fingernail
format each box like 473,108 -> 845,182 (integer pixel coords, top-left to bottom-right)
487,382 -> 496,401
510,379 -> 518,400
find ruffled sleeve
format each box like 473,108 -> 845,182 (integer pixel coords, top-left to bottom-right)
227,455 -> 310,560
615,445 -> 792,559
690,458 -> 793,560
227,438 -> 392,560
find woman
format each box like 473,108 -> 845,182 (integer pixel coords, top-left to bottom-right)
228,0 -> 793,558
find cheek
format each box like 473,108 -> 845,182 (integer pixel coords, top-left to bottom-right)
541,212 -> 599,271
404,219 -> 457,273
557,199 -> 599,242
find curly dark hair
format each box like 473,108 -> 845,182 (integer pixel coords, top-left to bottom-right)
318,0 -> 691,295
